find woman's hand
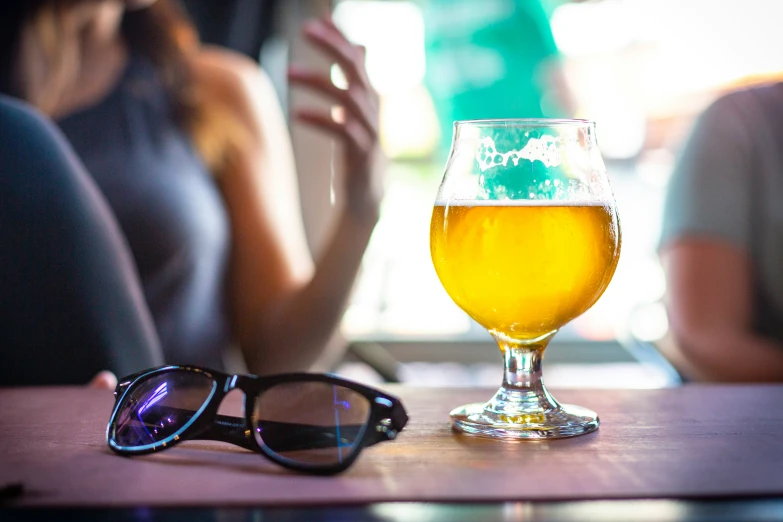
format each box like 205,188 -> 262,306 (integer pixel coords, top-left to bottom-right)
288,16 -> 383,223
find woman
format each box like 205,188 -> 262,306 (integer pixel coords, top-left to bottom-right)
0,0 -> 381,379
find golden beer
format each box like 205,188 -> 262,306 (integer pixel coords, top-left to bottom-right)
430,201 -> 621,341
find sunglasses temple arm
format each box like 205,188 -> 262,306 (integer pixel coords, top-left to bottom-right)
143,407 -> 376,452
195,416 -> 366,453
258,420 -> 366,452
195,413 -> 256,451
142,405 -> 253,451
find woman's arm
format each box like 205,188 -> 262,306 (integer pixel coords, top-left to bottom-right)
193,18 -> 381,375
662,238 -> 783,382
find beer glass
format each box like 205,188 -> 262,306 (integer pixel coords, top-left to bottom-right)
430,119 -> 621,439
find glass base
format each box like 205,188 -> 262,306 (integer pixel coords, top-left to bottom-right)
450,402 -> 599,440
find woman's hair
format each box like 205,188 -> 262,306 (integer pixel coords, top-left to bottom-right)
0,0 -> 244,175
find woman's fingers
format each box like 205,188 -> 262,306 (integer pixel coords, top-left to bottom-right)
288,68 -> 377,137
87,370 -> 118,390
295,109 -> 372,153
301,19 -> 371,91
292,16 -> 382,212
319,14 -> 369,59
320,14 -> 342,35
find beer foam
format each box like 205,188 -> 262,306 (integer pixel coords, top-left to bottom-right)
476,136 -> 561,171
434,199 -> 610,207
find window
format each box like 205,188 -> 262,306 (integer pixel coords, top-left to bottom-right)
304,0 -> 783,386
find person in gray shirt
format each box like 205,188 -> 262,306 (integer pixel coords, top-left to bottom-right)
660,83 -> 783,381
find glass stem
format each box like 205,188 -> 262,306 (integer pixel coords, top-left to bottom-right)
485,332 -> 560,415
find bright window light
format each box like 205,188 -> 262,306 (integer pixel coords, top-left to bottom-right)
333,1 -> 426,95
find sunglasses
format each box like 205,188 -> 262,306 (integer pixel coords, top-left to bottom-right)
106,365 -> 408,474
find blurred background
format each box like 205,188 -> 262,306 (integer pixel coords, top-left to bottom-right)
188,0 -> 783,389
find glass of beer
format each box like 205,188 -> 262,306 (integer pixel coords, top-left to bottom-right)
430,119 -> 621,440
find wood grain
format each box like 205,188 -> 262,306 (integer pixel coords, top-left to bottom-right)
1,385 -> 783,507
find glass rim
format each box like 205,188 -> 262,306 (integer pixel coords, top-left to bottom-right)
454,118 -> 594,128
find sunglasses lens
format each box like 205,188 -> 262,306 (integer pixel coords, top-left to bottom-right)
252,381 -> 371,466
109,370 -> 216,450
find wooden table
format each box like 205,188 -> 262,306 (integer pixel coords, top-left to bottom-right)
2,385 -> 783,519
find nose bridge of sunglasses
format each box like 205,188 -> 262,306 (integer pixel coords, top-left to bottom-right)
216,386 -> 246,419
193,386 -> 257,451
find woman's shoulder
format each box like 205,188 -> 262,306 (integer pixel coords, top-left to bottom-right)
190,46 -> 279,131
193,46 -> 269,85
0,95 -> 56,137
0,95 -> 76,166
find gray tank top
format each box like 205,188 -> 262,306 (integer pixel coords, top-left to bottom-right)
57,53 -> 232,369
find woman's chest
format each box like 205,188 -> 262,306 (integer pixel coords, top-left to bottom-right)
58,110 -> 231,279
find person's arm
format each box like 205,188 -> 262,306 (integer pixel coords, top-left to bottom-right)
662,239 -> 783,381
660,91 -> 783,382
0,96 -> 163,385
193,18 -> 380,375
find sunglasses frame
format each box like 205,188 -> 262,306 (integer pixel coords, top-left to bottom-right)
106,365 -> 408,474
